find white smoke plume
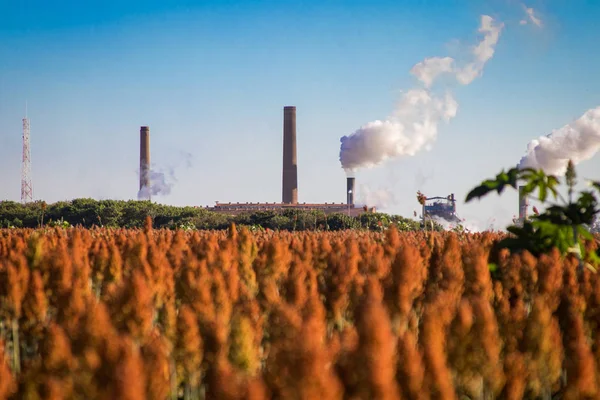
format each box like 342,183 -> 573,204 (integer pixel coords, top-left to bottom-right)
518,106 -> 600,176
430,215 -> 464,231
138,165 -> 177,200
137,151 -> 194,200
340,15 -> 504,172
520,5 -> 543,27
410,57 -> 454,89
431,214 -> 501,233
356,183 -> 396,210
455,15 -> 504,85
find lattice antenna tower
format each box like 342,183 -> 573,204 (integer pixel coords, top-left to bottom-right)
21,102 -> 33,203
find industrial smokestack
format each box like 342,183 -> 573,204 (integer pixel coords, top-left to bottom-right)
139,126 -> 150,200
518,185 -> 528,221
282,106 -> 298,204
347,177 -> 355,205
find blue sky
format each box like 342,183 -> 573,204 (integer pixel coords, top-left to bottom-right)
1,0 -> 599,229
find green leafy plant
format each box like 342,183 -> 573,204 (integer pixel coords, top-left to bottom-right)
451,223 -> 467,234
47,217 -> 71,228
178,221 -> 197,231
465,160 -> 600,272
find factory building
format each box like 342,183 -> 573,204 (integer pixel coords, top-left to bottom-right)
208,202 -> 366,217
206,106 -> 368,216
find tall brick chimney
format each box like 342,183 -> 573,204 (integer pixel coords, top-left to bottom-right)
139,126 -> 150,200
282,106 -> 297,204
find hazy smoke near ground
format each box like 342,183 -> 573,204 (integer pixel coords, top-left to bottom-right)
340,15 -> 504,173
356,183 -> 396,209
518,106 -> 600,176
432,214 -> 502,233
137,151 -> 194,200
138,166 -> 177,200
431,215 -> 466,231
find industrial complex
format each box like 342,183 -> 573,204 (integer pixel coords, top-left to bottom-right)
138,106 -> 369,217
17,105 -> 530,223
420,193 -> 461,225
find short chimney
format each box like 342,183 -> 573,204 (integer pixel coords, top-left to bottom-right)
347,177 -> 355,205
518,185 -> 528,221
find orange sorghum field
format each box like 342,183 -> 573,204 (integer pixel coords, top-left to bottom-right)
1,220 -> 600,400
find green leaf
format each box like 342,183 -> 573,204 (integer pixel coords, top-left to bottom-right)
465,168 -> 520,202
469,162 -> 599,259
578,225 -> 594,240
547,176 -> 560,198
465,184 -> 495,202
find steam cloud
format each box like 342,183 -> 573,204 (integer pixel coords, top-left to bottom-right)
138,166 -> 177,200
431,214 -> 500,233
137,151 -> 193,200
520,5 -> 543,27
339,15 -> 504,172
518,106 -> 600,176
357,184 -> 396,209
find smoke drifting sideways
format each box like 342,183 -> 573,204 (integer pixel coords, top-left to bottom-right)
518,106 -> 600,176
138,167 -> 176,200
339,15 -> 504,173
357,183 -> 397,209
520,5 -> 543,27
430,214 -> 498,233
137,151 -> 194,200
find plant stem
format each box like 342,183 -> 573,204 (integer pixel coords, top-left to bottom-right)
11,319 -> 20,375
574,225 -> 584,273
170,357 -> 178,400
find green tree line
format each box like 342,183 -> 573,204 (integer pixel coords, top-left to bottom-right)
0,198 -> 432,232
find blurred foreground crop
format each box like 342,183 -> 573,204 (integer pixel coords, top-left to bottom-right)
1,222 -> 600,399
